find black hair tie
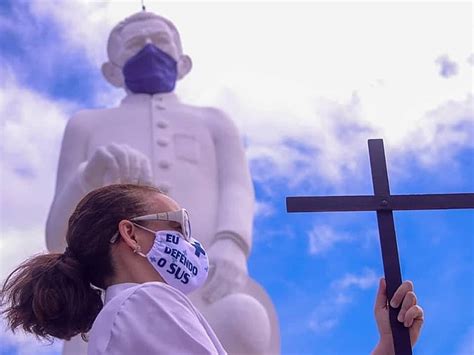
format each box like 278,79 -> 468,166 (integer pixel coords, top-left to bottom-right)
60,247 -> 89,278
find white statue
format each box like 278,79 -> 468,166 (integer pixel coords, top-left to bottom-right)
46,11 -> 279,355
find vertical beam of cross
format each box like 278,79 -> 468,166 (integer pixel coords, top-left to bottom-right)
368,139 -> 411,355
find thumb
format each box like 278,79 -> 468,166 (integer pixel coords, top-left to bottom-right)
375,277 -> 388,310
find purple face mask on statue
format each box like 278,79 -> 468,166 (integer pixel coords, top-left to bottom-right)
122,44 -> 178,94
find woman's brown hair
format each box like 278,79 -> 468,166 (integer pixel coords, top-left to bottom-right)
0,184 -> 161,341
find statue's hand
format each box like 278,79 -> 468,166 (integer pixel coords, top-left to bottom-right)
79,143 -> 153,191
202,238 -> 248,304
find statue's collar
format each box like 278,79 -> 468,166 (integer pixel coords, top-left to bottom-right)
121,92 -> 180,106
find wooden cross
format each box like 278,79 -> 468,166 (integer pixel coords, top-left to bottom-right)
286,139 -> 474,355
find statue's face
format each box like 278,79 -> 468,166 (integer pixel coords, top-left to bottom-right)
112,18 -> 180,67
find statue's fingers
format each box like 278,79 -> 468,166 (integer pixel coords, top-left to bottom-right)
398,291 -> 416,322
107,144 -> 130,182
100,147 -> 123,185
103,143 -> 122,156
390,280 -> 414,308
88,146 -> 112,172
138,154 -> 154,186
85,146 -> 116,187
126,147 -> 141,183
103,165 -> 121,185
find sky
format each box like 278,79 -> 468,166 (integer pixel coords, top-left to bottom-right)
0,0 -> 473,354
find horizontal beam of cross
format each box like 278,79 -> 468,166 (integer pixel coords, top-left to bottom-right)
286,193 -> 474,213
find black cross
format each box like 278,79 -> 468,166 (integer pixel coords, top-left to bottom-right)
286,139 -> 474,355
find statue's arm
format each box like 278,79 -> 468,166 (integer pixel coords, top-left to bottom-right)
46,114 -> 89,252
200,108 -> 255,302
209,108 -> 254,257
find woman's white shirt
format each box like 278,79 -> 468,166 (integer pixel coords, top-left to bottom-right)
88,282 -> 227,355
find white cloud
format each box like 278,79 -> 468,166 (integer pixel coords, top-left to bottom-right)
0,66 -> 72,230
205,85 -> 375,190
0,226 -> 48,282
308,318 -> 339,334
27,0 -> 116,68
468,54 -> 474,66
0,321 -> 63,355
308,268 -> 379,334
308,224 -> 353,256
401,95 -> 474,168
254,200 -> 275,218
331,269 -> 380,291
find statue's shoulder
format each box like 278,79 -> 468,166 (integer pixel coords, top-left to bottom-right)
204,106 -> 239,135
184,104 -> 238,132
67,107 -> 120,130
180,102 -> 230,120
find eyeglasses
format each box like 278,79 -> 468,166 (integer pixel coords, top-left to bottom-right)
109,208 -> 192,243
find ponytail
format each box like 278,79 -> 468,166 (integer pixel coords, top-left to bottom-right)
2,184 -> 163,340
1,252 -> 102,341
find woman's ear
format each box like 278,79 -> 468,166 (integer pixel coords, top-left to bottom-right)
177,54 -> 192,80
101,61 -> 125,88
117,220 -> 138,250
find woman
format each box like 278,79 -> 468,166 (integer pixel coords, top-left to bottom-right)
1,184 -> 423,354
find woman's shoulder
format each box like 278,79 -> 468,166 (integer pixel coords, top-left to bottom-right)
88,282 -> 218,355
132,281 -> 186,296
128,282 -> 194,306
103,281 -> 198,317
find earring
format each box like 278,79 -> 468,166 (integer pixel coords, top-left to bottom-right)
133,245 -> 142,254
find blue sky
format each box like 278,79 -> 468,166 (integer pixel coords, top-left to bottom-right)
0,1 -> 473,354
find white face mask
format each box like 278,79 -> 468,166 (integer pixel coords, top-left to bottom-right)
134,225 -> 209,294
